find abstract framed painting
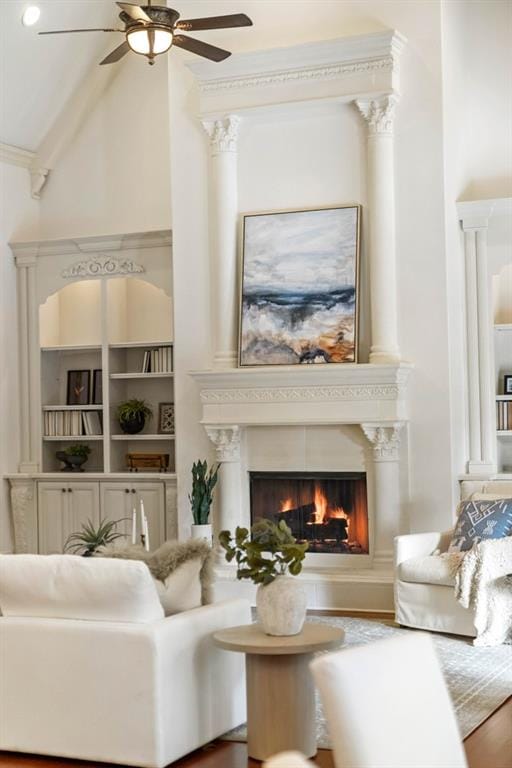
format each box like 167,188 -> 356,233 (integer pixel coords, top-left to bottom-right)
239,205 -> 361,367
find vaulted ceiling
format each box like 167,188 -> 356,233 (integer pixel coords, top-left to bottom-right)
0,0 -> 386,154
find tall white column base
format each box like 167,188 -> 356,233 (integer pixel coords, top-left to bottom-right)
361,423 -> 403,566
204,425 -> 243,564
9,478 -> 37,553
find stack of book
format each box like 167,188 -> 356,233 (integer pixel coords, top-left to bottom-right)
496,399 -> 512,431
44,410 -> 102,436
142,346 -> 173,373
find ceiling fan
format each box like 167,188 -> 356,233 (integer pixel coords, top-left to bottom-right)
39,1 -> 252,66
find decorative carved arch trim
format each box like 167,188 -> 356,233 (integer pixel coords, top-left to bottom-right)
61,255 -> 145,279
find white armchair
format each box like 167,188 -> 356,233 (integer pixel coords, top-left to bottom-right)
394,479 -> 512,636
0,555 -> 250,768
394,528 -> 476,636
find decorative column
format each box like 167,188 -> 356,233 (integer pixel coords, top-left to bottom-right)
204,425 -> 243,562
9,478 -> 37,553
361,423 -> 403,566
15,251 -> 40,473
459,212 -> 495,474
356,95 -> 401,364
202,115 -> 241,369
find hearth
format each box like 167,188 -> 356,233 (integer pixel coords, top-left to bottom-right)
250,472 -> 369,554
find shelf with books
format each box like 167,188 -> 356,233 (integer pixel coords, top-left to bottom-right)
42,436 -> 104,442
110,372 -> 174,380
42,405 -> 103,411
111,434 -> 175,441
109,341 -> 173,350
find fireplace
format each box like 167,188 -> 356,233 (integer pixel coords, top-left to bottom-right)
250,472 -> 369,554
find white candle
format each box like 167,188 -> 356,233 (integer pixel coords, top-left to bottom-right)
131,508 -> 136,544
139,499 -> 145,543
143,515 -> 150,551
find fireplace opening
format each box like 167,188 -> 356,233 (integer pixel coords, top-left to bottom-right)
250,472 -> 369,554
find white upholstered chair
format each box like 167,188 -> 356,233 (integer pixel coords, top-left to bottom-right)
394,479 -> 512,636
0,554 -> 250,768
266,633 -> 467,768
312,632 -> 467,768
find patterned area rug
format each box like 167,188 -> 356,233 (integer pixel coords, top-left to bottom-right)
223,616 -> 512,745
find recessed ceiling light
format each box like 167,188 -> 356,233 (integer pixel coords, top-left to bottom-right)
22,6 -> 41,27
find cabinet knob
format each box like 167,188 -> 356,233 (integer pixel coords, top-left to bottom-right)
61,488 -> 66,493
67,488 -> 72,493
125,488 -> 130,493
131,489 -> 136,494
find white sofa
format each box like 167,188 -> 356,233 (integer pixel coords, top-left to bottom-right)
394,480 -> 512,636
0,555 -> 251,768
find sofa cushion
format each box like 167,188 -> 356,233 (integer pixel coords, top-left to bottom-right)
153,558 -> 203,615
448,499 -> 512,553
398,553 -> 464,587
0,554 -> 164,623
97,539 -> 213,615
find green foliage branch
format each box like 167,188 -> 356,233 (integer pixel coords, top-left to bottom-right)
64,443 -> 91,457
219,519 -> 309,586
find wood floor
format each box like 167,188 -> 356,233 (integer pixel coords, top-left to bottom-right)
1,610 -> 510,768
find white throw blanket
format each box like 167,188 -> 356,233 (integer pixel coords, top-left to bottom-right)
455,537 -> 512,646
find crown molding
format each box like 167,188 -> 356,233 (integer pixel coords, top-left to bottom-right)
9,230 -> 172,260
457,197 -> 512,229
0,142 -> 35,169
187,31 -> 405,114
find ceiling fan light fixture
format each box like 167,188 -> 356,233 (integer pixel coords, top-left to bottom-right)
126,25 -> 173,57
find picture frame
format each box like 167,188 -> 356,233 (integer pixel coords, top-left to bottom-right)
238,204 -> 361,367
91,369 -> 103,405
504,375 -> 512,395
66,370 -> 90,406
158,402 -> 175,434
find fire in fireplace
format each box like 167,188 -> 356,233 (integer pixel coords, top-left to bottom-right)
250,472 -> 369,554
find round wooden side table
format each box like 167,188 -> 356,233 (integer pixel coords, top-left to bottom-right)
213,622 -> 344,762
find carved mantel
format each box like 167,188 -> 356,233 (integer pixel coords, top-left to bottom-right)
190,363 -> 412,427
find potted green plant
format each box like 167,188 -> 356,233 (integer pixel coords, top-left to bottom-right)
219,519 -> 309,636
189,459 -> 219,545
117,399 -> 153,434
56,443 -> 91,472
64,517 -> 127,557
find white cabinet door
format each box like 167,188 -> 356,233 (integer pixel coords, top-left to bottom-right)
38,481 -> 99,554
134,483 -> 165,549
100,483 -> 133,541
99,482 -> 165,549
65,482 -> 100,544
38,482 -> 68,554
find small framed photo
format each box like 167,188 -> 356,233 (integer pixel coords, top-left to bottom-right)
91,369 -> 103,405
158,402 -> 175,434
66,370 -> 90,406
504,375 -> 512,395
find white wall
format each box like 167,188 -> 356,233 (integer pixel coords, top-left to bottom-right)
170,0 -> 460,533
442,0 -> 512,483
0,162 -> 39,551
38,54 -> 171,239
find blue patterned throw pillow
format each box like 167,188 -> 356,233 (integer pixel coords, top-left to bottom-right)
448,499 -> 512,553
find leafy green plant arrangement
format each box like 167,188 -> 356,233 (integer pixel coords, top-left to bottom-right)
189,459 -> 220,524
219,519 -> 309,586
64,444 -> 91,458
117,399 -> 153,424
64,518 -> 127,557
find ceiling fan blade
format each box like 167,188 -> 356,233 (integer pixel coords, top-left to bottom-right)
176,13 -> 252,32
39,28 -> 122,35
99,41 -> 131,65
116,2 -> 151,23
173,34 -> 231,62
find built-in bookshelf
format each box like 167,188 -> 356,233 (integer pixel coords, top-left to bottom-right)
39,276 -> 175,474
494,323 -> 512,472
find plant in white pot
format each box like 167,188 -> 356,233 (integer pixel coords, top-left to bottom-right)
219,519 -> 309,636
189,459 -> 219,545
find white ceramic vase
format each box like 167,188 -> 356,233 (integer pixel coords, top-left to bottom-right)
256,575 -> 307,636
190,523 -> 213,546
